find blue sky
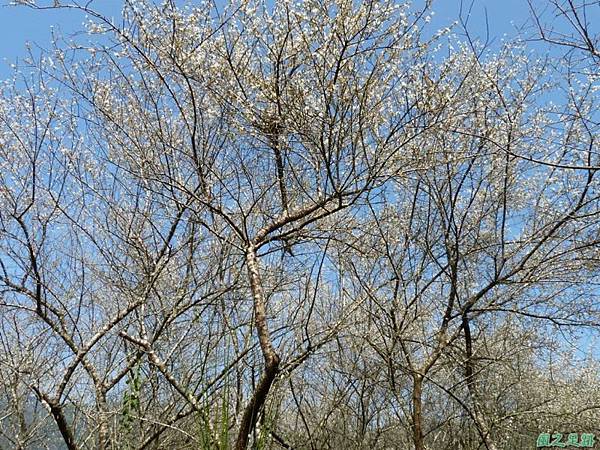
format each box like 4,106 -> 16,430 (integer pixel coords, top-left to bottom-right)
0,0 -> 532,79
431,0 -> 531,40
0,1 -> 121,79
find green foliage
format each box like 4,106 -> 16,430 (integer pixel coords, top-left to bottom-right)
120,362 -> 143,445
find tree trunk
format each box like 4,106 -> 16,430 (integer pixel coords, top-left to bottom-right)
48,401 -> 78,450
97,391 -> 110,450
412,374 -> 425,450
463,314 -> 498,450
234,246 -> 280,450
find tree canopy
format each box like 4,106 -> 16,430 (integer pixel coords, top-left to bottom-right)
0,1 -> 599,449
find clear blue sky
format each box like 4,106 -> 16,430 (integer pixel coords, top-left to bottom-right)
431,0 -> 531,40
0,1 -> 121,79
0,0 -> 532,80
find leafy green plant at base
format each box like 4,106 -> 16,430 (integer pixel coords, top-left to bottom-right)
196,384 -> 233,449
197,342 -> 234,450
119,362 -> 143,449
